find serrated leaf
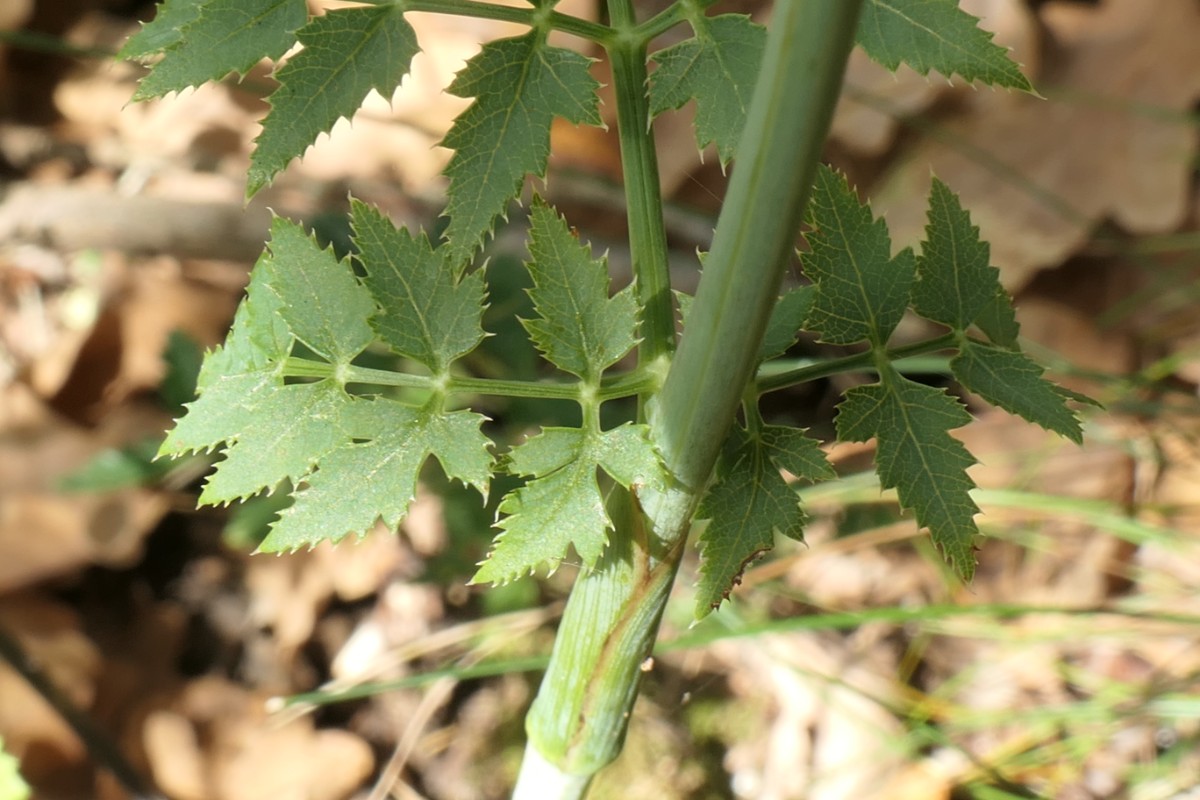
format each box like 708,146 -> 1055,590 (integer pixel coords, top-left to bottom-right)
913,177 -> 1003,331
648,14 -> 765,165
133,0 -> 307,100
759,287 -> 814,361
198,250 -> 292,387
590,423 -> 665,489
674,288 -> 694,330
248,7 -> 419,195
973,285 -> 1021,348
952,340 -> 1082,443
200,380 -> 352,504
695,424 -> 832,614
856,0 -> 1032,91
263,216 -> 375,365
523,200 -> 638,381
474,423 -> 663,583
441,33 -> 601,265
160,252 -> 292,457
803,165 -> 915,347
352,200 -> 486,374
161,369 -> 281,458
121,0 -> 204,60
759,426 -> 837,483
836,371 -> 979,579
261,399 -> 492,551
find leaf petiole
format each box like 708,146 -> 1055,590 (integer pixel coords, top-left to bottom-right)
754,331 -> 959,394
449,372 -> 655,402
282,358 -> 658,402
399,0 -> 614,44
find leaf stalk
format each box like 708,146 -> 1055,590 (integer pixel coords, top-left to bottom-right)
400,0 -> 614,43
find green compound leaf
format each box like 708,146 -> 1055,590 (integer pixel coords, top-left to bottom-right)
803,165 -> 915,347
836,370 -> 980,580
441,32 -> 601,266
856,0 -> 1032,91
262,217 -> 375,365
121,0 -> 204,59
648,14 -> 766,166
132,0 -> 307,100
913,177 -> 1003,331
352,200 -> 486,374
160,250 -> 292,458
248,6 -> 420,196
160,214 -> 489,551
261,399 -> 492,551
695,424 -> 834,614
952,340 -> 1083,443
524,200 -> 638,382
473,423 -> 664,584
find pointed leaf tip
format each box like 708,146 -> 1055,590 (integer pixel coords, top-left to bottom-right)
439,33 -> 601,265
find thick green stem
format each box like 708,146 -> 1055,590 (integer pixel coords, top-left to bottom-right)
514,1 -> 863,797
654,0 -> 862,492
518,487 -> 682,790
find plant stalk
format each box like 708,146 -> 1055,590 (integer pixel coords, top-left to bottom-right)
606,2 -> 676,367
653,0 -> 862,491
513,1 -> 862,797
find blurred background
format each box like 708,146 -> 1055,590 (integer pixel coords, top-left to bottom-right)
1,0 -> 1199,798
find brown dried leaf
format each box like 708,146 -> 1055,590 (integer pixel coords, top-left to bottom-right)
0,397 -> 172,592
0,594 -> 100,780
870,0 -> 1200,291
832,0 -> 1039,158
143,677 -> 374,800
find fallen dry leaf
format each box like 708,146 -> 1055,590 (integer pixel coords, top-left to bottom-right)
831,0 -> 1039,158
0,593 -> 100,786
0,0 -> 32,102
0,395 -> 172,592
870,0 -> 1200,291
142,676 -> 374,800
717,632 -> 907,800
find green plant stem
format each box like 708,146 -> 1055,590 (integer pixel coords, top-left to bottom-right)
516,487 -> 681,798
514,1 -> 862,796
755,332 -> 959,393
285,359 -> 657,401
400,0 -> 614,44
289,333 -> 961,406
654,0 -> 860,490
0,29 -> 114,59
605,7 -> 675,367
